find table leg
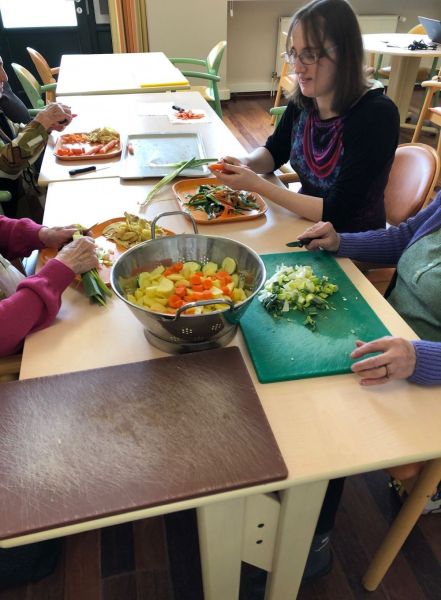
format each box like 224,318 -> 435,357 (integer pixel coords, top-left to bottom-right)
387,56 -> 421,125
265,480 -> 328,600
197,497 -> 245,600
362,457 -> 441,591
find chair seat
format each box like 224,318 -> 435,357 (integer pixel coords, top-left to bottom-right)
185,85 -> 215,103
428,106 -> 441,124
378,66 -> 432,82
0,354 -> 22,382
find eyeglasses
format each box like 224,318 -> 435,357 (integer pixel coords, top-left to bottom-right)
284,46 -> 337,66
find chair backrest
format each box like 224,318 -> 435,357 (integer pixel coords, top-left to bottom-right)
269,105 -> 287,128
408,24 -> 426,35
11,63 -> 46,109
27,47 -> 56,86
206,41 -> 227,75
384,143 -> 440,226
412,77 -> 441,155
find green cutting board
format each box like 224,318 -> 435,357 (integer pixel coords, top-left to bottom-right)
240,251 -> 390,383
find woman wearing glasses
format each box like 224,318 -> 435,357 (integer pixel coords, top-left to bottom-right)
215,0 -> 399,233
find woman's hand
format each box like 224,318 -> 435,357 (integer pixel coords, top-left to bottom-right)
219,156 -> 244,167
297,221 -> 340,252
55,236 -> 99,275
34,103 -> 76,133
350,336 -> 417,386
39,224 -> 79,249
212,162 -> 264,193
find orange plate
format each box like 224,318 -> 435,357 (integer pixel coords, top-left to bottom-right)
172,177 -> 267,224
37,218 -> 175,286
54,132 -> 122,161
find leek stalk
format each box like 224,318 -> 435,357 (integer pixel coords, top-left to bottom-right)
139,157 -> 219,208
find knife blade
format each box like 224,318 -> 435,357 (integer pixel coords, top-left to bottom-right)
286,237 -> 313,247
69,166 -> 111,176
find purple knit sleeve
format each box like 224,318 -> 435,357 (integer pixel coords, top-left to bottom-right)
408,341 -> 441,385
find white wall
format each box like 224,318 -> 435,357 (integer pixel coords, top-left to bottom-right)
145,0 -> 440,96
227,0 -> 441,93
146,0 -> 229,97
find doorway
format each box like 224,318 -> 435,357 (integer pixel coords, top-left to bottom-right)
0,0 -> 112,103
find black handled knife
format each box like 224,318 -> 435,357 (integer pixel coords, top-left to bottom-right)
286,237 -> 313,247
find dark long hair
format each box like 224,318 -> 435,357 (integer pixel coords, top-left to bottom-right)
286,0 -> 368,114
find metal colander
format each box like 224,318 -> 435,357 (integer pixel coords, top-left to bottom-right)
110,211 -> 266,353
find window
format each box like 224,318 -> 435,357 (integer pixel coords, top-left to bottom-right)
0,0 -> 77,28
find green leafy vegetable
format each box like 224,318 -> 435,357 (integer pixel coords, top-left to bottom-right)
184,184 -> 260,220
258,264 -> 338,330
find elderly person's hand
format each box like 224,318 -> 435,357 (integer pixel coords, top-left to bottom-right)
54,236 -> 99,275
34,103 -> 76,133
297,221 -> 341,252
350,336 -> 417,386
212,161 -> 263,193
38,224 -> 81,249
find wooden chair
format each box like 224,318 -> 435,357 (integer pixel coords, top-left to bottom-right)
411,75 -> 441,161
363,142 -> 440,294
271,58 -> 296,125
0,353 -> 22,382
26,47 -> 59,103
11,63 -> 56,110
169,41 -> 226,119
362,457 -> 441,591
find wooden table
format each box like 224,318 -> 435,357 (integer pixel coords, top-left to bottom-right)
55,52 -> 189,97
38,92 -> 239,187
363,33 -> 441,126
16,177 -> 441,599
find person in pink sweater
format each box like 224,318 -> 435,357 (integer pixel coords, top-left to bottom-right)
0,215 -> 98,357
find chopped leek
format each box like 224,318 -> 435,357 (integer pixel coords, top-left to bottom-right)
258,264 -> 338,330
73,229 -> 112,305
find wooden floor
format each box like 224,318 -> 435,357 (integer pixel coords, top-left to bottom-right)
2,90 -> 440,600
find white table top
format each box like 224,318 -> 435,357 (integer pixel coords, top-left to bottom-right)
39,92 -> 241,187
363,33 -> 441,57
21,177 -> 441,490
56,52 -> 189,97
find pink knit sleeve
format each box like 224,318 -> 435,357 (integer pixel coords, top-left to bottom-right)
0,259 -> 74,357
0,216 -> 44,259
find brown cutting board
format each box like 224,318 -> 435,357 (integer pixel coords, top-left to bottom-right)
0,347 -> 287,540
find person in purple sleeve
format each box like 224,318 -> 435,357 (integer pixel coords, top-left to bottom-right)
295,190 -> 441,546
298,192 -> 441,387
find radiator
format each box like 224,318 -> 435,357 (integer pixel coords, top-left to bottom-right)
275,14 -> 399,77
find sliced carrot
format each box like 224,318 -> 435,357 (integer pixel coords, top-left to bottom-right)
99,139 -> 119,154
190,274 -> 202,285
203,279 -> 213,289
168,295 -> 184,308
84,144 -> 103,155
175,286 -> 186,297
192,284 -> 203,293
201,290 -> 214,300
